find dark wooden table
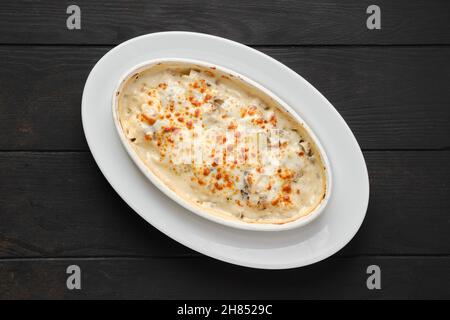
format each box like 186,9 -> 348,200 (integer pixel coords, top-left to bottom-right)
0,0 -> 449,299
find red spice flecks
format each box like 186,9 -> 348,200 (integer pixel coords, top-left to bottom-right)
247,105 -> 257,116
203,167 -> 210,176
158,83 -> 168,89
204,94 -> 213,102
228,122 -> 237,130
271,197 -> 280,206
278,168 -> 294,180
186,120 -> 193,130
270,114 -> 277,126
163,126 -> 177,133
194,109 -> 201,118
254,118 -> 264,125
140,113 -> 157,125
282,184 -> 292,193
188,96 -> 202,107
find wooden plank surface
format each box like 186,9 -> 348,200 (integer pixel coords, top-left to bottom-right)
0,46 -> 449,151
0,257 -> 448,299
1,151 -> 448,258
0,0 -> 449,300
0,1 -> 449,45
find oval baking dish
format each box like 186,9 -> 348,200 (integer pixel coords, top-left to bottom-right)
112,58 -> 332,231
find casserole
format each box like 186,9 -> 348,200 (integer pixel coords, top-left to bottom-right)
113,58 -> 331,231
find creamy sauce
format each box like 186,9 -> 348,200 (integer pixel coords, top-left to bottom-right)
117,62 -> 327,224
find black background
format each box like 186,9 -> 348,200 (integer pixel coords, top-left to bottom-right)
0,0 -> 449,299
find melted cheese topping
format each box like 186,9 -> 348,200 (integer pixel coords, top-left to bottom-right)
117,63 -> 327,224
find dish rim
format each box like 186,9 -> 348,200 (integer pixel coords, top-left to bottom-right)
111,57 -> 333,232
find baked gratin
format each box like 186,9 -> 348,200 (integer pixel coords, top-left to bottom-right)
115,61 -> 328,225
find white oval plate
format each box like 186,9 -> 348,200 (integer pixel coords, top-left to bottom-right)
82,31 -> 369,269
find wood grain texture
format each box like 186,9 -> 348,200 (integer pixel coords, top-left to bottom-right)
0,46 -> 449,150
0,0 -> 449,301
0,1 -> 449,45
0,151 -> 449,258
0,257 -> 449,299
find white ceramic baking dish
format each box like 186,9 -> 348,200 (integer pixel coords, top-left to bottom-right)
112,58 -> 332,231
